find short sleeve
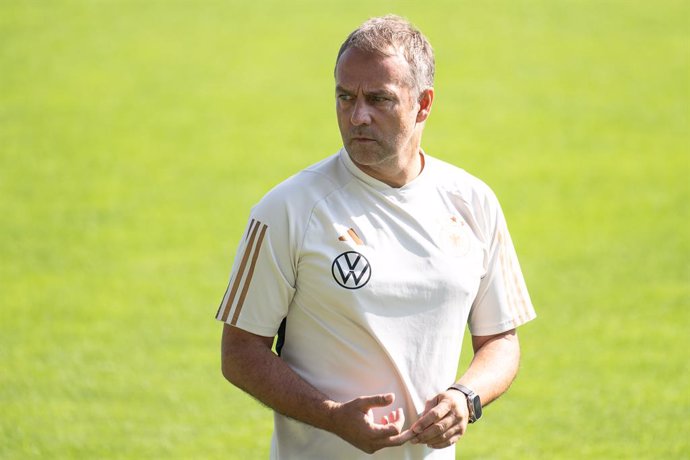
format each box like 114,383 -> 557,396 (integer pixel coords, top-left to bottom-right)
215,213 -> 297,337
468,199 -> 536,336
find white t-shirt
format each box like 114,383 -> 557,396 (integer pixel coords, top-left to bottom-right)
216,149 -> 536,459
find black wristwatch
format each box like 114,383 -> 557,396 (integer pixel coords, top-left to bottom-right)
448,383 -> 482,423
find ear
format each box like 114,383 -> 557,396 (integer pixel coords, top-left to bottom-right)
416,88 -> 434,123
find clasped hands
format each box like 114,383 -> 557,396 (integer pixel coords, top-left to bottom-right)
331,391 -> 470,454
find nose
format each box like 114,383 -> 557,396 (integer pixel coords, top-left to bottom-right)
350,98 -> 372,126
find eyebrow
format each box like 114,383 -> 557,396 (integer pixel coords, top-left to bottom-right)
335,85 -> 397,99
335,85 -> 352,94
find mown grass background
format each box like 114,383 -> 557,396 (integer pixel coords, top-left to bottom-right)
1,0 -> 688,458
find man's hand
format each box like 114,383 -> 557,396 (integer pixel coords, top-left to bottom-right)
329,393 -> 415,454
406,330 -> 521,450
222,326 -> 416,454
409,390 -> 469,449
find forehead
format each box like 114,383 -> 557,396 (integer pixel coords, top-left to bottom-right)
335,47 -> 412,91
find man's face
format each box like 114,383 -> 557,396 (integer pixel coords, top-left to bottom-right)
335,47 -> 422,169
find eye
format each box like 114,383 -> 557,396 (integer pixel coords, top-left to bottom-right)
337,94 -> 353,102
368,95 -> 392,104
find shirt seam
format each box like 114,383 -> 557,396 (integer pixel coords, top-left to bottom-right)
295,169 -> 357,264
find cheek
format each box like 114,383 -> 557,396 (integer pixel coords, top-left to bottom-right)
336,113 -> 351,137
336,105 -> 351,122
389,112 -> 415,137
402,110 -> 419,132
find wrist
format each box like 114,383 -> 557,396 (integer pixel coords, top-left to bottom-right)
320,399 -> 344,433
447,383 -> 482,423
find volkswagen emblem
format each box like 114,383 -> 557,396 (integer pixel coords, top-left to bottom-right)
331,251 -> 372,289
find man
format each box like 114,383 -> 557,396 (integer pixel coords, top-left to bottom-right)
216,15 -> 536,459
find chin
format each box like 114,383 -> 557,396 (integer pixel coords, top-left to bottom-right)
347,143 -> 388,165
348,150 -> 382,167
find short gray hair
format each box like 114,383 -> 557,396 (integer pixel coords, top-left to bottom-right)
335,15 -> 435,93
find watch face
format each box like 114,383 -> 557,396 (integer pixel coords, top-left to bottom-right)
470,395 -> 482,420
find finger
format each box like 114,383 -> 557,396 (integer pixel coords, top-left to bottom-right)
411,400 -> 451,435
423,421 -> 465,447
391,407 -> 405,429
370,411 -> 414,449
387,427 -> 416,445
362,418 -> 401,438
357,393 -> 395,412
373,409 -> 405,432
427,426 -> 464,450
427,434 -> 461,450
373,408 -> 406,437
423,396 -> 437,414
413,413 -> 455,443
410,396 -> 441,434
413,395 -> 437,423
380,408 -> 400,426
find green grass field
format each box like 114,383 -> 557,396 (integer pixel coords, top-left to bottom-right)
1,0 -> 688,458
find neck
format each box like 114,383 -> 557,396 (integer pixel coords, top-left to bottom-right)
353,147 -> 424,188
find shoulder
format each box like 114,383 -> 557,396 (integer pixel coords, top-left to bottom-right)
251,151 -> 352,223
426,154 -> 501,209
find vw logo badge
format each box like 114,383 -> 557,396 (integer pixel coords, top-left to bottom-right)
332,251 -> 372,289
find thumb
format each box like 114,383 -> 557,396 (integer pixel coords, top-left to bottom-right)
423,395 -> 438,415
411,395 -> 440,434
355,393 -> 395,412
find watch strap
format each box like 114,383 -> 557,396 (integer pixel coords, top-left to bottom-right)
448,383 -> 474,397
447,383 -> 481,423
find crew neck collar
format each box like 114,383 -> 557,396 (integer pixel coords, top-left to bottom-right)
339,148 -> 430,193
